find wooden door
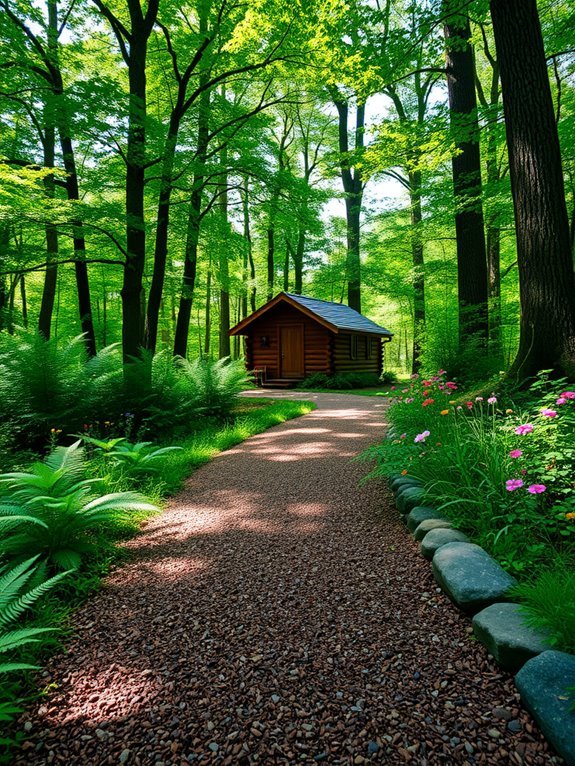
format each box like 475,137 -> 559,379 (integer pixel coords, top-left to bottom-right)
280,325 -> 304,378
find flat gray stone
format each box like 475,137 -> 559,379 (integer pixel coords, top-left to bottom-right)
413,518 -> 452,541
472,603 -> 550,673
432,542 -> 516,614
515,651 -> 575,766
406,506 -> 446,532
420,528 -> 470,559
396,486 -> 425,514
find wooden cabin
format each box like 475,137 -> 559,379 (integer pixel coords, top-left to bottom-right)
229,292 -> 393,385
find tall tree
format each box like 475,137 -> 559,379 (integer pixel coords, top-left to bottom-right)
444,3 -> 488,349
490,0 -> 575,378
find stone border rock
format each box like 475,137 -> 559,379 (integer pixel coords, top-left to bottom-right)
387,471 -> 575,763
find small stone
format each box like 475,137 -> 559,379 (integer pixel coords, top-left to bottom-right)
119,749 -> 131,764
487,728 -> 501,739
414,519 -> 452,541
464,743 -> 474,755
507,720 -> 522,733
271,694 -> 281,704
23,722 -> 33,732
367,741 -> 380,754
208,743 -> 219,753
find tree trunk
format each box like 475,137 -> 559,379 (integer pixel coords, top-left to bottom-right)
334,99 -> 364,312
294,223 -> 305,295
283,239 -> 291,292
20,274 -> 28,327
173,89 -> 210,358
204,259 -> 212,356
409,170 -> 425,373
490,0 -> 575,379
218,139 -> 231,359
444,7 -> 488,348
266,218 -> 275,301
38,121 -> 58,341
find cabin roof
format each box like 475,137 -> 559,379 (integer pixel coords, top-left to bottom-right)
229,292 -> 393,337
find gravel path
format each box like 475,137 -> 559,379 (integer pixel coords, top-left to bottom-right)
16,392 -> 561,766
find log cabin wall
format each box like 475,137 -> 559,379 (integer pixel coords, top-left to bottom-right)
333,333 -> 382,375
245,303 -> 332,378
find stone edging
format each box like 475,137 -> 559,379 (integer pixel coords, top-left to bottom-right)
385,460 -> 575,766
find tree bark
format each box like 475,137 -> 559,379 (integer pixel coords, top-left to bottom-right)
490,0 -> 575,379
444,7 -> 488,349
334,99 -> 364,312
218,142 -> 231,359
409,170 -> 425,373
38,120 -> 58,341
173,89 -> 210,358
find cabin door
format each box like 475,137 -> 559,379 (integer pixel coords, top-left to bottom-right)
280,325 -> 304,378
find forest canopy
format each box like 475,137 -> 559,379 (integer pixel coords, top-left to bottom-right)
1,0 -> 574,381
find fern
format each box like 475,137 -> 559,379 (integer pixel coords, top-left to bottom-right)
0,442 -> 159,570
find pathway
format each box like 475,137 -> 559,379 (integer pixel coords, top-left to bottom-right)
15,392 -> 560,765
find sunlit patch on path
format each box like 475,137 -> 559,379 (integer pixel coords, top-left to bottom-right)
15,392 -> 561,765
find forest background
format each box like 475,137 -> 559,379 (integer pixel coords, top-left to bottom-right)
0,0 -> 574,381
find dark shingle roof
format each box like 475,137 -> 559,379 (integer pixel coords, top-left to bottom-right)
284,293 -> 393,336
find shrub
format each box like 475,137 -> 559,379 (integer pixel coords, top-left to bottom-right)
177,356 -> 251,417
298,371 -> 381,390
512,557 -> 575,654
380,370 -> 398,384
0,442 -> 159,571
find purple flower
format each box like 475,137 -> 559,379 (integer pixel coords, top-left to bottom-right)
414,430 -> 430,443
556,397 -> 567,405
405,397 -> 414,404
561,391 -> 575,399
487,396 -> 497,405
509,449 -> 523,459
515,423 -> 534,435
540,408 -> 557,418
506,479 -> 524,491
527,484 -> 546,494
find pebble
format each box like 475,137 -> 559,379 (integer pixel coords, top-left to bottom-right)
118,750 -> 130,764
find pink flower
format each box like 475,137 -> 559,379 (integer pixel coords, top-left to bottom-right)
390,386 -> 396,390
402,389 -> 408,393
560,391 -> 575,399
528,484 -> 546,494
400,433 -> 406,439
556,397 -> 567,405
465,401 -> 473,410
414,430 -> 430,443
509,449 -> 523,458
487,396 -> 497,405
506,479 -> 524,491
438,369 -> 446,376
405,397 -> 414,404
515,423 -> 534,435
410,373 -> 419,379
476,396 -> 484,402
540,408 -> 557,418
456,405 -> 462,411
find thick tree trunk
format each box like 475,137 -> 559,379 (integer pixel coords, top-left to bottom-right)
490,0 -> 575,379
444,8 -> 488,349
409,170 -> 425,373
334,100 -> 364,312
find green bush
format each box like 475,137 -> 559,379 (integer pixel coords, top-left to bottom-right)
177,356 -> 252,417
0,442 -> 159,571
512,557 -> 575,654
298,371 -> 381,390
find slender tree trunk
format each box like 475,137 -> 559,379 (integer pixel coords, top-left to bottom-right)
20,275 -> 27,327
218,141 -> 231,359
204,259 -> 212,356
242,179 -> 256,313
294,223 -> 305,295
0,227 -> 9,331
266,214 -> 276,301
490,0 -> 575,378
38,121 -> 58,341
173,89 -> 210,358
409,170 -> 425,373
283,239 -> 291,292
444,7 -> 488,348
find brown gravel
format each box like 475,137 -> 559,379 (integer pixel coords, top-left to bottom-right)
14,391 -> 563,766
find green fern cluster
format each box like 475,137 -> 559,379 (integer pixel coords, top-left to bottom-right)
0,557 -> 70,732
0,441 -> 159,571
0,332 -> 251,448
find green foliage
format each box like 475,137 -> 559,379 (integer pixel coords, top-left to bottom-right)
80,437 -> 183,480
0,557 -> 69,735
177,356 -> 252,417
0,441 -> 159,571
363,371 -> 575,576
298,371 -> 381,390
512,557 -> 575,655
379,371 -> 398,384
